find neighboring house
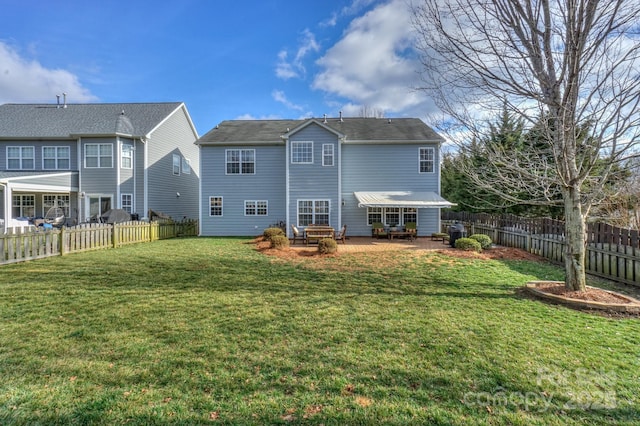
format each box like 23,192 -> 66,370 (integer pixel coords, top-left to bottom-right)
0,102 -> 199,232
197,116 -> 454,237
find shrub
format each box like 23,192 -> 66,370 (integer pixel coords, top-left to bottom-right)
270,235 -> 289,249
455,237 -> 482,252
469,234 -> 492,250
263,227 -> 284,241
317,238 -> 338,254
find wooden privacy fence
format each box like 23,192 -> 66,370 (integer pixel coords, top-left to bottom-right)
0,219 -> 198,266
442,212 -> 640,287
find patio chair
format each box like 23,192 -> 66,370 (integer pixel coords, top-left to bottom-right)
290,224 -> 305,245
371,222 -> 387,239
335,224 -> 347,244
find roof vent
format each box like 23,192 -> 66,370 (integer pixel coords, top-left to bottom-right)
388,118 -> 392,124
323,114 -> 327,123
63,92 -> 67,109
339,111 -> 343,122
56,94 -> 60,108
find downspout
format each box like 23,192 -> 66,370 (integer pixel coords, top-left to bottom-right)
77,137 -> 83,221
141,137 -> 148,220
0,182 -> 7,233
283,135 -> 290,237
116,137 -> 121,208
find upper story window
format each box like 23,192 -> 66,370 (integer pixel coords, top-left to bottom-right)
322,144 -> 334,166
121,144 -> 133,169
291,141 -> 313,164
7,146 -> 35,170
226,149 -> 255,174
173,154 -> 181,175
182,157 -> 191,174
85,144 -> 113,168
43,146 -> 70,170
419,147 -> 435,173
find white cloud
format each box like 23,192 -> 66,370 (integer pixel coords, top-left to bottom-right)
0,41 -> 96,104
312,0 -> 437,117
275,29 -> 320,80
272,89 -> 304,111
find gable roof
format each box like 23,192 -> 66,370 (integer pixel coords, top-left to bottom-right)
0,102 -> 188,139
196,117 -> 443,145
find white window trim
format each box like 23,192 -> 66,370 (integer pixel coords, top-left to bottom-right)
244,200 -> 268,216
84,143 -> 113,168
182,157 -> 191,174
225,149 -> 256,175
209,196 -> 223,217
322,144 -> 334,167
297,199 -> 330,227
7,146 -> 35,170
121,144 -> 133,170
173,154 -> 181,176
121,193 -> 133,213
12,194 -> 35,217
419,147 -> 435,174
42,146 -> 71,170
367,207 -> 418,227
291,141 -> 314,164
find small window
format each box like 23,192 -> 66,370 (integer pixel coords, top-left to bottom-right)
209,196 -> 223,216
121,194 -> 133,213
226,149 -> 255,174
291,141 -> 313,164
322,144 -> 334,166
121,144 -> 133,169
43,146 -> 70,170
245,200 -> 268,216
173,154 -> 181,175
419,147 -> 435,173
7,146 -> 35,170
182,157 -> 191,174
85,144 -> 113,168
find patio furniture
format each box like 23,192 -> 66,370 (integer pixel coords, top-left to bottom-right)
371,222 -> 387,239
335,224 -> 347,244
290,224 -> 305,245
305,226 -> 335,246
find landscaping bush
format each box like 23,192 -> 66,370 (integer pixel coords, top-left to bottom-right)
455,237 -> 482,252
263,227 -> 284,241
317,238 -> 338,254
269,235 -> 289,249
469,234 -> 492,250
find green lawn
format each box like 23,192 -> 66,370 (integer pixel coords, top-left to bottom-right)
0,238 -> 638,425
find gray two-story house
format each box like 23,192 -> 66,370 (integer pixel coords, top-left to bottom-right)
197,116 -> 453,237
0,102 -> 199,231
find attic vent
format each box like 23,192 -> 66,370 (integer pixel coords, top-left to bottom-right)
339,111 -> 343,122
323,114 -> 327,123
388,118 -> 392,124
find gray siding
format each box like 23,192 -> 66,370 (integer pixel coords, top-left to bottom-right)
288,124 -> 340,229
200,145 -> 286,236
146,107 -> 199,220
341,143 -> 441,236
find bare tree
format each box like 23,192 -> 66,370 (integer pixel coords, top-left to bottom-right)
412,0 -> 640,291
359,105 -> 386,118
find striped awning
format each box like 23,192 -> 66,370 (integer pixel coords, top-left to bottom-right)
354,191 -> 455,209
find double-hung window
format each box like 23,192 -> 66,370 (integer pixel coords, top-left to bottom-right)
226,149 -> 255,174
12,194 -> 35,217
121,144 -> 133,169
298,200 -> 329,226
7,146 -> 34,170
210,196 -> 223,216
182,157 -> 191,174
121,194 -> 133,213
322,144 -> 334,166
245,200 -> 268,216
291,141 -> 313,164
367,207 -> 418,227
43,195 -> 70,217
173,154 -> 181,175
419,147 -> 435,173
85,144 -> 113,168
43,146 -> 70,170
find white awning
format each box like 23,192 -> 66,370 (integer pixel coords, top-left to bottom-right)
354,191 -> 456,209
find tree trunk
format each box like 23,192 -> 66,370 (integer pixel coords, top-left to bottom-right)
563,186 -> 587,291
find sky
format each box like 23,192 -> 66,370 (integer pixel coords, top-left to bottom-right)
0,0 -> 438,135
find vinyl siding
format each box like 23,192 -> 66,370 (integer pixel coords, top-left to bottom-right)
146,107 -> 199,220
341,143 -> 441,236
288,124 -> 340,229
200,144 -> 286,236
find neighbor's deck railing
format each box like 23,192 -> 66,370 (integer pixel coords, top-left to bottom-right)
442,212 -> 640,287
0,219 -> 198,265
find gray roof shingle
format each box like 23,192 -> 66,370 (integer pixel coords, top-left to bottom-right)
196,117 -> 443,145
0,102 -> 184,138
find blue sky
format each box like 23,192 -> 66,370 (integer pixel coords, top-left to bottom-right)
0,0 -> 437,135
